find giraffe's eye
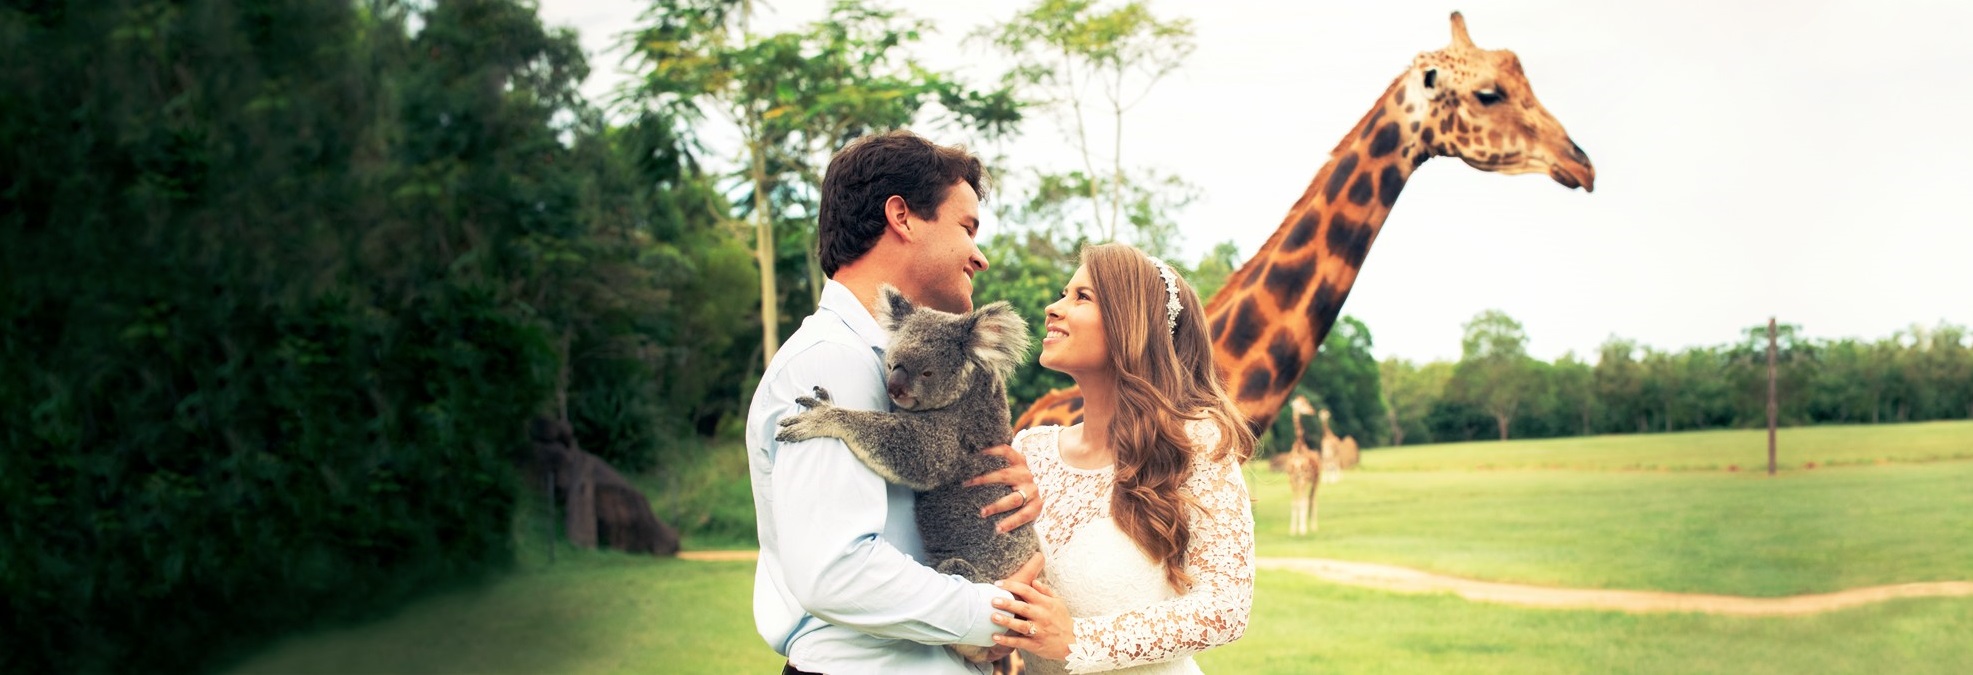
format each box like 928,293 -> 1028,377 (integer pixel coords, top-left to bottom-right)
1423,69 -> 1438,88
1474,88 -> 1504,106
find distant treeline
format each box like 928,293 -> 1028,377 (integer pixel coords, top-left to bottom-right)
1379,312 -> 1973,446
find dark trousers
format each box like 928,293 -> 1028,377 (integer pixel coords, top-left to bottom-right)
781,662 -> 823,675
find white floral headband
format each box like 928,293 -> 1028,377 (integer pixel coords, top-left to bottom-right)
1144,254 -> 1182,334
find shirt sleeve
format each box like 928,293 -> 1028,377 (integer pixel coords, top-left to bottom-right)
767,342 -> 1013,647
1063,422 -> 1255,672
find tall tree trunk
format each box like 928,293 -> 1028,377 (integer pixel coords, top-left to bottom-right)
751,137 -> 779,367
1496,415 -> 1510,441
1111,103 -> 1123,239
1064,49 -> 1104,239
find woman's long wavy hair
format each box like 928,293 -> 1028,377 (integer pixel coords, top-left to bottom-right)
1082,243 -> 1255,593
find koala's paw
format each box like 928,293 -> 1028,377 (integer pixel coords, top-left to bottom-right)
935,558 -> 983,582
793,386 -> 834,409
775,404 -> 841,445
951,644 -> 994,663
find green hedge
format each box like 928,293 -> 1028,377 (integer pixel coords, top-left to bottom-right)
0,1 -> 579,671
0,287 -> 551,674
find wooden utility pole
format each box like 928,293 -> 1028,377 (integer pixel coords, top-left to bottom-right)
1767,316 -> 1778,476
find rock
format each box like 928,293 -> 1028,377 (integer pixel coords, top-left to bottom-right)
527,416 -> 680,557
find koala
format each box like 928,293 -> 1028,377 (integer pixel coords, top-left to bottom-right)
775,284 -> 1040,585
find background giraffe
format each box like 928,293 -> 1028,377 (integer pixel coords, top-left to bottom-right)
1316,408 -> 1359,483
1013,12 -> 1595,440
1274,397 -> 1322,535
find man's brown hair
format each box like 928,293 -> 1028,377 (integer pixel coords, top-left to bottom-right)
817,130 -> 988,277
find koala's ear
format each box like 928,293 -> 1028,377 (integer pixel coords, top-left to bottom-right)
966,301 -> 1032,377
877,284 -> 914,331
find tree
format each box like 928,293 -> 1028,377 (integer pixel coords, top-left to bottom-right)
1380,358 -> 1451,446
975,230 -> 1082,408
1594,336 -> 1646,433
1726,321 -> 1814,427
1908,322 -> 1973,419
1303,316 -> 1387,446
0,0 -> 630,669
976,0 -> 1196,253
1449,309 -> 1540,440
1187,239 -> 1241,300
1551,351 -> 1595,436
629,0 -> 1020,366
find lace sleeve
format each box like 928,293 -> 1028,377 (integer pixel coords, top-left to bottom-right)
1063,421 -> 1255,672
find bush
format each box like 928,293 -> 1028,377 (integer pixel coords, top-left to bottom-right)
0,1 -> 562,671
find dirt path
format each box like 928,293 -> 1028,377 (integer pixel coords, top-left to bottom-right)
681,550 -> 1973,616
1254,558 -> 1973,616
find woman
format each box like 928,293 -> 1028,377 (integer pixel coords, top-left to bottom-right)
988,243 -> 1257,673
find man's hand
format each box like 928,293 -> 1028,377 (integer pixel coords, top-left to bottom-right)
965,444 -> 1043,532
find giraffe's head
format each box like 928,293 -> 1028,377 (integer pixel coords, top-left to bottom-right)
1291,396 -> 1316,417
1403,12 -> 1594,191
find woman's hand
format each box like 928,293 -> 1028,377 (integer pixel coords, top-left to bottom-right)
989,571 -> 1073,660
965,444 -> 1043,533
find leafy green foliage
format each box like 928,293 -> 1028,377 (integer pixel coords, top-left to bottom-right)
628,0 -> 1021,367
976,231 -> 1082,408
1389,311 -> 1973,444
0,0 -> 752,670
1259,316 -> 1388,457
976,0 -> 1197,252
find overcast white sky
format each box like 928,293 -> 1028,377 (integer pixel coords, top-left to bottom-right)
539,0 -> 1973,364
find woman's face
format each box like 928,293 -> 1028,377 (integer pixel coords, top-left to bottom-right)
1039,264 -> 1112,379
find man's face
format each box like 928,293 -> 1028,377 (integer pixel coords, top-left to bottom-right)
901,181 -> 988,314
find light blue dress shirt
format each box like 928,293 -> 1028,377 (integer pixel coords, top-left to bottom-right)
747,279 -> 1011,674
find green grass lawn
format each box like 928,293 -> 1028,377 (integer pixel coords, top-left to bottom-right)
227,560 -> 1973,675
1200,571 -> 1973,675
225,422 -> 1973,673
1243,422 -> 1973,596
1362,420 -> 1973,472
225,556 -> 783,675
1247,461 -> 1973,596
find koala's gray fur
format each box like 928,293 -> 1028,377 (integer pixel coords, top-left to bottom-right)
776,284 -> 1039,583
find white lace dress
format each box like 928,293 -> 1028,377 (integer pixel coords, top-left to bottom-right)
1012,422 -> 1255,674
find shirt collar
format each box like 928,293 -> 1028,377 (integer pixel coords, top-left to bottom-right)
819,279 -> 890,352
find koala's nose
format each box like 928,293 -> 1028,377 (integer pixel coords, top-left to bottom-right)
886,367 -> 910,399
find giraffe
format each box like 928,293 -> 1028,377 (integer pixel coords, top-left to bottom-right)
1013,12 -> 1594,438
1315,408 -> 1350,484
1271,396 -> 1322,535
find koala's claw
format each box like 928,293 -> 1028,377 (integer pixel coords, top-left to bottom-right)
791,386 -> 835,411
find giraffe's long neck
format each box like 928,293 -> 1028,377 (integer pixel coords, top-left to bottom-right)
1207,74 -> 1427,433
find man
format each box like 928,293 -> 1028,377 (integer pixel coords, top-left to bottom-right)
747,130 -> 1044,674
